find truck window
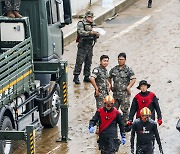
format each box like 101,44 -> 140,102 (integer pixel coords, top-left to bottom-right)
46,0 -> 60,25
51,0 -> 58,23
46,1 -> 52,24
56,0 -> 65,23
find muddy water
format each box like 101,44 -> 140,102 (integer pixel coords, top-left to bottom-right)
13,0 -> 180,153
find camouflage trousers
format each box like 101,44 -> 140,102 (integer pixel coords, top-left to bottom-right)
113,92 -> 130,124
5,0 -> 21,11
73,43 -> 93,77
95,91 -> 108,109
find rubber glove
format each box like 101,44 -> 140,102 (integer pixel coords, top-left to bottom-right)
121,133 -> 126,145
89,127 -> 95,133
121,137 -> 126,145
157,119 -> 163,126
127,120 -> 132,126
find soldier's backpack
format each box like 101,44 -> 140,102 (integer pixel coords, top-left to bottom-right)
76,21 -> 85,43
176,119 -> 180,132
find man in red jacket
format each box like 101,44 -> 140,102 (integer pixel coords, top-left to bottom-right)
127,80 -> 162,127
89,95 -> 126,154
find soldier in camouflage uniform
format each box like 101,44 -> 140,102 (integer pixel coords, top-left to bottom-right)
109,53 -> 136,124
73,11 -> 99,84
90,55 -> 110,108
5,0 -> 22,18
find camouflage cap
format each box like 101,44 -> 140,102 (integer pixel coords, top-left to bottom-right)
85,11 -> 94,17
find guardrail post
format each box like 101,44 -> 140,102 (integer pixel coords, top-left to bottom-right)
56,61 -> 69,142
26,125 -> 35,154
0,125 -> 35,153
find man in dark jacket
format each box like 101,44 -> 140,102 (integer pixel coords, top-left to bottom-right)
130,107 -> 163,154
127,80 -> 162,127
89,95 -> 126,154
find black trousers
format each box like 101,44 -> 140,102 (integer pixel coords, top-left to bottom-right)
101,150 -> 115,154
98,138 -> 120,154
136,142 -> 154,154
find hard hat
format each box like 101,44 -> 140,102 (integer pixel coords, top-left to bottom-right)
140,107 -> 151,116
85,10 -> 94,17
103,95 -> 115,104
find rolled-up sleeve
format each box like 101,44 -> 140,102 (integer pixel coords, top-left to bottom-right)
91,68 -> 99,78
129,68 -> 136,79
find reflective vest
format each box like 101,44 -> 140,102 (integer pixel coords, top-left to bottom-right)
98,107 -> 120,135
135,92 -> 155,118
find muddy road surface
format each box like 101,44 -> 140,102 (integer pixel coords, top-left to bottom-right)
13,0 -> 180,153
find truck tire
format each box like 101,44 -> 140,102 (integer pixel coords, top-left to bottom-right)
40,85 -> 61,128
0,116 -> 13,154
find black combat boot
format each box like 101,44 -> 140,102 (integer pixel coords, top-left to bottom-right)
147,0 -> 152,8
73,75 -> 80,84
83,76 -> 91,82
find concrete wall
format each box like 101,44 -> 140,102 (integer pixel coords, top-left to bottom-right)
71,0 -> 99,15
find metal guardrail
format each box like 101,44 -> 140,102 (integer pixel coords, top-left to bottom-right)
0,125 -> 35,154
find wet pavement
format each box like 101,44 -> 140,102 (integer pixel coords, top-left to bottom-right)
13,0 -> 180,153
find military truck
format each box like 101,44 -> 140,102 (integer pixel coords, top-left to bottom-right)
0,0 -> 71,153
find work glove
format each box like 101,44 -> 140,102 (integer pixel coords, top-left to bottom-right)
121,133 -> 126,145
121,137 -> 126,145
89,127 -> 95,133
157,119 -> 163,126
124,123 -> 132,132
127,120 -> 132,126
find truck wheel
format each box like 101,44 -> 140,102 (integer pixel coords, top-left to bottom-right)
40,85 -> 61,128
0,116 -> 13,154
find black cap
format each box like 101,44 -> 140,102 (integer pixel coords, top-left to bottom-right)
137,80 -> 151,89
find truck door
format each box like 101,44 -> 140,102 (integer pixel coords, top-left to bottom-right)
20,0 -> 72,60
